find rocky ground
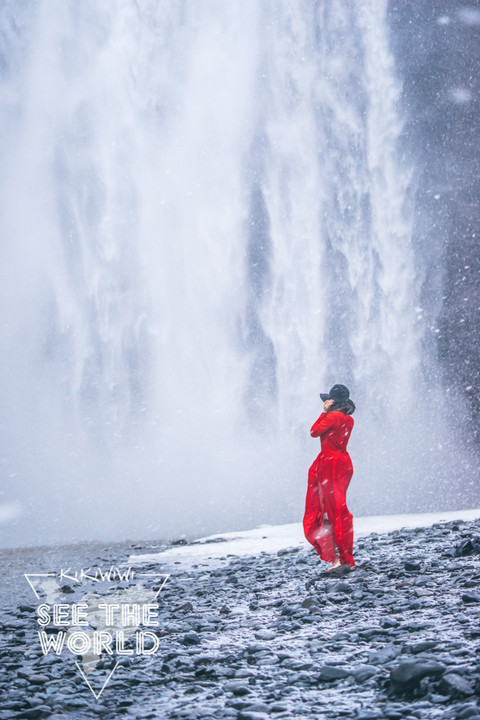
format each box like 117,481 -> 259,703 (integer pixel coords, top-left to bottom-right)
1,518 -> 480,720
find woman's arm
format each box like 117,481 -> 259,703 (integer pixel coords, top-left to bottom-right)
310,412 -> 336,438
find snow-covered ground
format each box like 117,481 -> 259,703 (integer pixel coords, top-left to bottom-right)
130,507 -> 480,568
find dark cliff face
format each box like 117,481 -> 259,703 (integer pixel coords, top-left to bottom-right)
388,1 -> 480,442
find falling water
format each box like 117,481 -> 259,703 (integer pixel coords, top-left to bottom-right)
0,0 -> 475,547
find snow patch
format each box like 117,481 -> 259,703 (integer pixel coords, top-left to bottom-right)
130,508 -> 480,568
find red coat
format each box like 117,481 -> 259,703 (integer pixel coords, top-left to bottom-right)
303,410 -> 355,566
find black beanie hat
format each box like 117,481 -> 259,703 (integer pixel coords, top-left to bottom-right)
320,384 -> 350,402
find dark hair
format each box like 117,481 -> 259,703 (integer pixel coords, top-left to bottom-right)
326,399 -> 355,415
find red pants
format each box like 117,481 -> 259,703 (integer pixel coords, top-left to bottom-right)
303,451 -> 355,566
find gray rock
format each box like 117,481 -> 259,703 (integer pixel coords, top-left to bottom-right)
317,665 -> 351,681
357,626 -> 384,639
180,631 -> 201,645
381,705 -> 404,719
390,661 -> 445,686
256,655 -> 279,665
177,601 -> 194,612
21,673 -> 51,684
301,596 -> 317,608
244,703 -> 270,713
277,546 -> 298,555
462,593 -> 480,604
351,665 -> 380,683
367,644 -> 400,665
12,708 -> 52,719
245,644 -> 269,654
409,641 -> 438,654
223,680 -> 251,695
254,629 -> 276,640
404,560 -> 421,571
438,672 -> 475,696
455,705 -> 480,719
61,696 -> 91,708
234,668 -> 256,678
280,604 -> 299,616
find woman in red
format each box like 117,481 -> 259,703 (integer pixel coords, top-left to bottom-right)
303,384 -> 355,572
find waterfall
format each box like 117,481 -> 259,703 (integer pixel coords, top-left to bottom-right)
0,0 -> 474,547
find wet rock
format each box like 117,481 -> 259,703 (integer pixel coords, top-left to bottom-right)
35,653 -> 62,667
332,581 -> 353,594
244,703 -> 270,713
245,644 -> 269,654
350,665 -> 380,683
381,705 -> 404,719
462,593 -> 480,604
177,601 -> 194,612
454,704 -> 480,719
367,644 -> 400,665
234,668 -> 256,678
180,631 -> 201,645
223,680 -> 251,695
59,695 -> 92,708
380,618 -> 400,629
456,537 -> 480,557
408,641 -> 438,654
301,596 -> 317,608
438,672 -> 475,696
280,658 -> 313,671
3,620 -> 25,630
445,560 -> 464,570
13,707 -> 53,719
403,621 -> 433,631
204,536 -> 227,544
1,701 -> 29,712
269,704 -> 288,713
357,626 -> 386,639
16,670 -> 50,684
390,661 -> 445,687
254,629 -> 276,640
277,546 -> 299,556
27,674 -> 51,685
404,560 -> 421,571
317,665 -> 351,681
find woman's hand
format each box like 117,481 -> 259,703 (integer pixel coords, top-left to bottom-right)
323,399 -> 335,412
